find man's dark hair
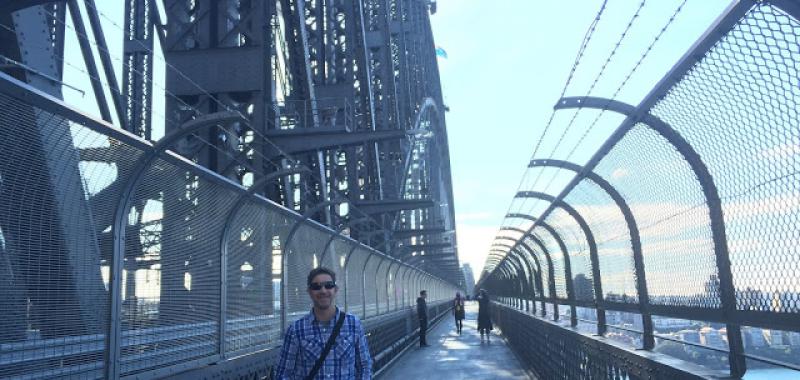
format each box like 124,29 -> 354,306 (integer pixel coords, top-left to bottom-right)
420,290 -> 427,296
307,267 -> 336,287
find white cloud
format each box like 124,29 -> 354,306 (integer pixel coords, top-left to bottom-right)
759,143 -> 800,160
611,167 -> 629,179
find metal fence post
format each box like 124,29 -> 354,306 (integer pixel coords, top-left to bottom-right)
386,261 -> 396,312
342,244 -> 359,313
375,259 -> 385,315
361,253 -> 373,317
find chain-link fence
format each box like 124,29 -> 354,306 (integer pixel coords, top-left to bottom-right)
483,1 -> 800,377
0,72 -> 456,379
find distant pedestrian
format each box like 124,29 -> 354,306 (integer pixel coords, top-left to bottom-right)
417,290 -> 430,347
476,289 -> 493,342
274,267 -> 372,379
453,292 -> 465,334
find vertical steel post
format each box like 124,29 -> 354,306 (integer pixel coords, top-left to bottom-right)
532,222 -> 577,327
342,244 -> 359,313
361,253 -> 373,318
374,259 -> 385,315
386,261 -> 397,311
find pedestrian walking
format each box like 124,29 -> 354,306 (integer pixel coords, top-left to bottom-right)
453,292 -> 465,334
274,267 -> 372,379
417,290 -> 429,347
476,289 -> 493,342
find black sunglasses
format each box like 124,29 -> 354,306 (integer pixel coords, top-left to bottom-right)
309,281 -> 336,290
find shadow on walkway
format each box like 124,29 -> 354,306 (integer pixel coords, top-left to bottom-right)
379,302 -> 532,379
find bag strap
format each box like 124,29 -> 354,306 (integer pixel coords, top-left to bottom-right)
305,311 -> 346,380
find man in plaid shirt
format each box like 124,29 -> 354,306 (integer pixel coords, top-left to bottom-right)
274,267 -> 372,379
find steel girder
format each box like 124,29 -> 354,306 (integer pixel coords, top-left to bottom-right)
4,2 -> 459,333
157,0 -> 458,282
123,0 -> 157,137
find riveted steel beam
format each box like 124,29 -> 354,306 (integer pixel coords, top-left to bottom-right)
263,128 -> 410,156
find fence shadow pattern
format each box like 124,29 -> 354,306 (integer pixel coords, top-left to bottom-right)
0,73 -> 455,379
484,1 -> 800,378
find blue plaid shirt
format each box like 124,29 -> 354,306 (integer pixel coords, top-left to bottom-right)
274,308 -> 372,379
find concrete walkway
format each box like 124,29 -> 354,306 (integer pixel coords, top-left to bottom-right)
379,302 -> 532,379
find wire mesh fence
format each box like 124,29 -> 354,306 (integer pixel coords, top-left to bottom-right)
484,1 -> 800,377
0,72 -> 456,379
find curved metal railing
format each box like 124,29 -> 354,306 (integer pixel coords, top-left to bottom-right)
480,1 -> 800,378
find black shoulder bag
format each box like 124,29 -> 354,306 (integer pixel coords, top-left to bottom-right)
305,311 -> 346,380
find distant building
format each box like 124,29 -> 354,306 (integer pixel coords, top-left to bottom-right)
606,311 -> 622,326
700,327 -> 727,349
605,311 -> 637,327
461,263 -> 476,297
788,331 -> 800,347
576,308 -> 596,321
742,327 -> 766,348
764,329 -> 788,347
653,317 -> 691,331
677,329 -> 701,345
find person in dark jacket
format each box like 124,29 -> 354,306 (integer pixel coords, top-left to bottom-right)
453,292 -> 465,334
476,289 -> 493,342
417,290 -> 429,347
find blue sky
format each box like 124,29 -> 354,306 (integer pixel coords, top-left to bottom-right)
429,0 -> 732,274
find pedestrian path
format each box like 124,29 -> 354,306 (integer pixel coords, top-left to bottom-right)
379,302 -> 532,379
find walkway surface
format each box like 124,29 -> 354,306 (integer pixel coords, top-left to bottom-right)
380,302 -> 532,379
